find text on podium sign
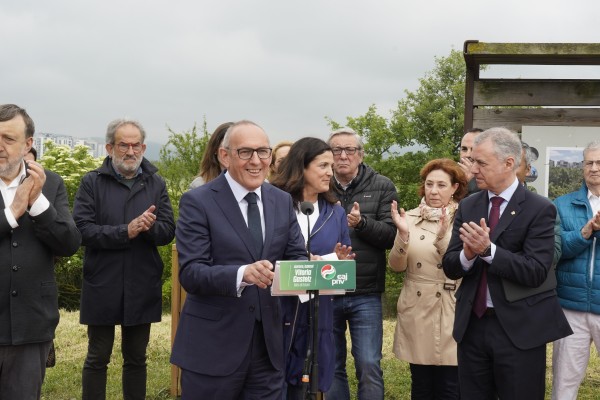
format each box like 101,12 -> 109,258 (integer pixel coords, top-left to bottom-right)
277,260 -> 356,291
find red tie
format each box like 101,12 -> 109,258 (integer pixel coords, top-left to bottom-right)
473,196 -> 503,318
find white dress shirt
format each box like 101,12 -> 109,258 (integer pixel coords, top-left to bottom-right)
223,172 -> 265,295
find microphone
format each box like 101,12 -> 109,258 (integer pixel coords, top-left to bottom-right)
300,201 -> 313,259
300,201 -> 314,216
300,199 -> 319,398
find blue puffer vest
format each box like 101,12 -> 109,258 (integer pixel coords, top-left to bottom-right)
554,182 -> 600,315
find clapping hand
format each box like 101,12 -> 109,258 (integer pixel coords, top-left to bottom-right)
128,205 -> 157,239
347,202 -> 362,228
458,157 -> 474,181
459,218 -> 491,260
582,210 -> 600,239
391,200 -> 409,242
591,210 -> 600,231
436,206 -> 450,240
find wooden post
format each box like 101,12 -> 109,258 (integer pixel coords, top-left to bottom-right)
170,244 -> 186,397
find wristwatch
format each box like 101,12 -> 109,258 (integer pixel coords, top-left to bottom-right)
356,216 -> 367,231
479,245 -> 492,258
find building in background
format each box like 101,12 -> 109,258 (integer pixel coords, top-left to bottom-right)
33,133 -> 107,159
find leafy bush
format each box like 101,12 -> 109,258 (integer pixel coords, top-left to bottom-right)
156,121 -> 210,309
40,142 -> 103,309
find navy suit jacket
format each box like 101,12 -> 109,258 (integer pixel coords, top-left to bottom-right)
170,174 -> 307,376
443,183 -> 572,350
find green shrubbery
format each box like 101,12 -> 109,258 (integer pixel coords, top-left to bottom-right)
40,142 -> 102,309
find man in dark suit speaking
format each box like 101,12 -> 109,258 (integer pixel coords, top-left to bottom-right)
442,127 -> 572,399
171,120 -> 307,399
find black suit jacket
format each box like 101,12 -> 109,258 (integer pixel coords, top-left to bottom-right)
443,184 -> 572,350
0,170 -> 81,345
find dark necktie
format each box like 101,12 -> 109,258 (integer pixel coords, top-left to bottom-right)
473,196 -> 503,318
245,192 -> 263,255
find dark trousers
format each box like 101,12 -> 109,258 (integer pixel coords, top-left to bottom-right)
457,312 -> 546,400
285,383 -> 318,400
409,363 -> 459,400
181,321 -> 283,400
0,341 -> 52,400
82,323 -> 151,400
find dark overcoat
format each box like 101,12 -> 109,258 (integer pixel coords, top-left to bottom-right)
73,157 -> 175,326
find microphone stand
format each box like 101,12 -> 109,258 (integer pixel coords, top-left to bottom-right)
300,202 -> 319,400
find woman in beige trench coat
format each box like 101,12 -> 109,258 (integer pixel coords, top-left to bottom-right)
389,158 -> 468,400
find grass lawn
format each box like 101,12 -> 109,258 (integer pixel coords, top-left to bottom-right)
42,310 -> 600,399
42,310 -> 172,400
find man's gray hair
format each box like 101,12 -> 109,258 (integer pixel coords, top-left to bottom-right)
221,120 -> 266,149
327,127 -> 364,149
521,142 -> 535,167
106,119 -> 146,144
474,127 -> 522,170
583,140 -> 600,158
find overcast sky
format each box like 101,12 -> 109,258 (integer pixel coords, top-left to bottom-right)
2,0 -> 600,146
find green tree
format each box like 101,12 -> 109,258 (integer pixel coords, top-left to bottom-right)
41,142 -> 103,208
329,49 -> 469,317
39,141 -> 103,309
156,120 -> 210,218
399,49 -> 466,155
327,50 -> 467,213
156,120 -> 211,308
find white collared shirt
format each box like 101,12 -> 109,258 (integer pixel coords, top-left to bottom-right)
224,172 -> 266,295
296,200 -> 319,246
224,171 -> 265,239
588,190 -> 600,215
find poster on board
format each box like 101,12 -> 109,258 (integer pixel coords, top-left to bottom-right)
521,126 -> 600,198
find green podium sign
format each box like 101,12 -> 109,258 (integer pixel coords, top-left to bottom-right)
273,260 -> 356,294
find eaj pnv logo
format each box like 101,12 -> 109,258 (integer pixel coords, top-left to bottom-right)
321,264 -> 336,280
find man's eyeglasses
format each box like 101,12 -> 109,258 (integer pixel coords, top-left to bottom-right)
229,147 -> 272,160
583,160 -> 600,168
114,142 -> 143,153
331,147 -> 361,156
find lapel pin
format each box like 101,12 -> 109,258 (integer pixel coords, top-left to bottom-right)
511,211 -> 516,215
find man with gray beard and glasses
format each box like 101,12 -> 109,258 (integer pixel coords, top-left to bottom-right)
73,118 -> 175,400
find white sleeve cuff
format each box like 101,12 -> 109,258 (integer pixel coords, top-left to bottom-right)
4,208 -> 19,228
460,250 -> 476,271
28,194 -> 50,217
236,264 -> 253,297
